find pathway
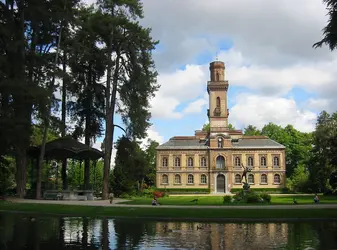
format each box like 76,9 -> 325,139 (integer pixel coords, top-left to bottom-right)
5,198 -> 337,210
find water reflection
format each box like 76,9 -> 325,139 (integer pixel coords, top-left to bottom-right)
0,213 -> 337,249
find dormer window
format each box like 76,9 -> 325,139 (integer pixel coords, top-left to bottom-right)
218,137 -> 223,148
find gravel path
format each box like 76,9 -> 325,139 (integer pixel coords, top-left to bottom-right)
5,198 -> 337,210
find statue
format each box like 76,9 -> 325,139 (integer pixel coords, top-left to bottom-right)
241,163 -> 252,191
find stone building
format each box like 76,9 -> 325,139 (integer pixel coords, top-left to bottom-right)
156,60 -> 286,193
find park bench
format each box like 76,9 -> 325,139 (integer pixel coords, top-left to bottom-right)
77,195 -> 87,201
43,191 -> 63,200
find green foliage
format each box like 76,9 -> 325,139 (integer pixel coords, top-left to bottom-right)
202,123 -> 235,132
231,188 -> 284,194
223,196 -> 232,203
202,123 -> 210,132
143,139 -> 159,187
245,192 -> 261,203
260,123 -> 313,177
232,190 -> 271,203
155,188 -> 210,194
308,111 -> 337,192
286,164 -> 310,193
260,193 -> 271,203
111,136 -> 147,196
244,125 -> 261,136
0,158 -> 15,195
313,0 -> 337,51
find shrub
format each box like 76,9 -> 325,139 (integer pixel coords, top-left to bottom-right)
223,196 -> 232,203
153,191 -> 165,198
245,192 -> 261,203
142,188 -> 155,198
233,191 -> 245,202
260,193 -> 271,202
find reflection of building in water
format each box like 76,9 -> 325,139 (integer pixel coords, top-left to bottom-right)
156,222 -> 288,249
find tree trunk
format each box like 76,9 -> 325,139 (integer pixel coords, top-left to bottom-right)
61,50 -> 68,190
103,49 -> 120,199
15,0 -> 28,199
15,147 -> 27,198
84,114 -> 91,190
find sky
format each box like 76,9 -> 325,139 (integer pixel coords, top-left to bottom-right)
81,0 -> 337,162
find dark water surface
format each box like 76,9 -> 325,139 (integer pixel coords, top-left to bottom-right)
1,213 -> 337,250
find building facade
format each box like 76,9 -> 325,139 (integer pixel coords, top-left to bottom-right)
156,60 -> 286,193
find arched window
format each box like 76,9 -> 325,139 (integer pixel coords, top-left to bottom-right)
201,157 -> 207,167
216,155 -> 225,169
216,72 -> 220,81
201,174 -> 207,184
260,156 -> 266,167
273,156 -> 279,167
248,174 -> 254,184
162,174 -> 168,184
261,174 -> 267,184
216,97 -> 221,107
162,157 -> 168,167
274,174 -> 281,184
174,157 -> 181,167
234,157 -> 241,167
187,174 -> 194,184
218,137 -> 223,148
235,174 -> 241,184
248,157 -> 254,167
187,157 -> 194,167
174,174 -> 181,184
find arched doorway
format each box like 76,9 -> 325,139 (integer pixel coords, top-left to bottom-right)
216,174 -> 225,193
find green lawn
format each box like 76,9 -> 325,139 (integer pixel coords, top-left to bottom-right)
1,201 -> 337,220
119,195 -> 337,206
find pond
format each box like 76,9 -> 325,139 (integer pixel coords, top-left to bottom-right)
0,213 -> 337,249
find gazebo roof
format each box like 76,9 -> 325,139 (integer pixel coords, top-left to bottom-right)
28,137 -> 103,161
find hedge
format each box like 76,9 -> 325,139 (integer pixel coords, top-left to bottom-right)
156,188 -> 210,194
230,188 -> 286,194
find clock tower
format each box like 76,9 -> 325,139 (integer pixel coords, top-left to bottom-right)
207,60 -> 230,135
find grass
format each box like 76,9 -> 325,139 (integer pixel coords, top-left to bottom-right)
1,201 -> 337,221
119,195 -> 337,206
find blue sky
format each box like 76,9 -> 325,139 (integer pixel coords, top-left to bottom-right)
85,0 -> 337,156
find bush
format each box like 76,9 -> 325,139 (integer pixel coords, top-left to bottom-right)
142,188 -> 155,198
155,188 -> 210,194
153,191 -> 165,198
233,191 -> 245,202
246,192 -> 261,203
223,196 -> 232,203
260,193 -> 271,202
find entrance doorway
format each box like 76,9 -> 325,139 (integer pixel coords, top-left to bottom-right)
216,174 -> 225,193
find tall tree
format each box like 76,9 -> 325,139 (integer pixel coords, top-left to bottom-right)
97,0 -> 159,199
68,6 -> 106,189
308,111 -> 337,191
144,139 -> 159,187
313,0 -> 337,50
244,125 -> 261,136
111,136 -> 147,196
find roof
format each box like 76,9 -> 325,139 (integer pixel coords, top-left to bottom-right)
156,137 -> 208,150
156,136 -> 285,150
233,138 -> 285,149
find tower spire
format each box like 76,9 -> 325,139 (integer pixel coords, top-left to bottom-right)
215,51 -> 219,61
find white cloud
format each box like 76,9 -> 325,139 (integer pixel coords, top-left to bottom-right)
81,0 -> 337,134
230,93 -> 317,132
142,0 -> 333,71
140,125 -> 165,149
183,98 -> 207,114
150,65 -> 207,119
